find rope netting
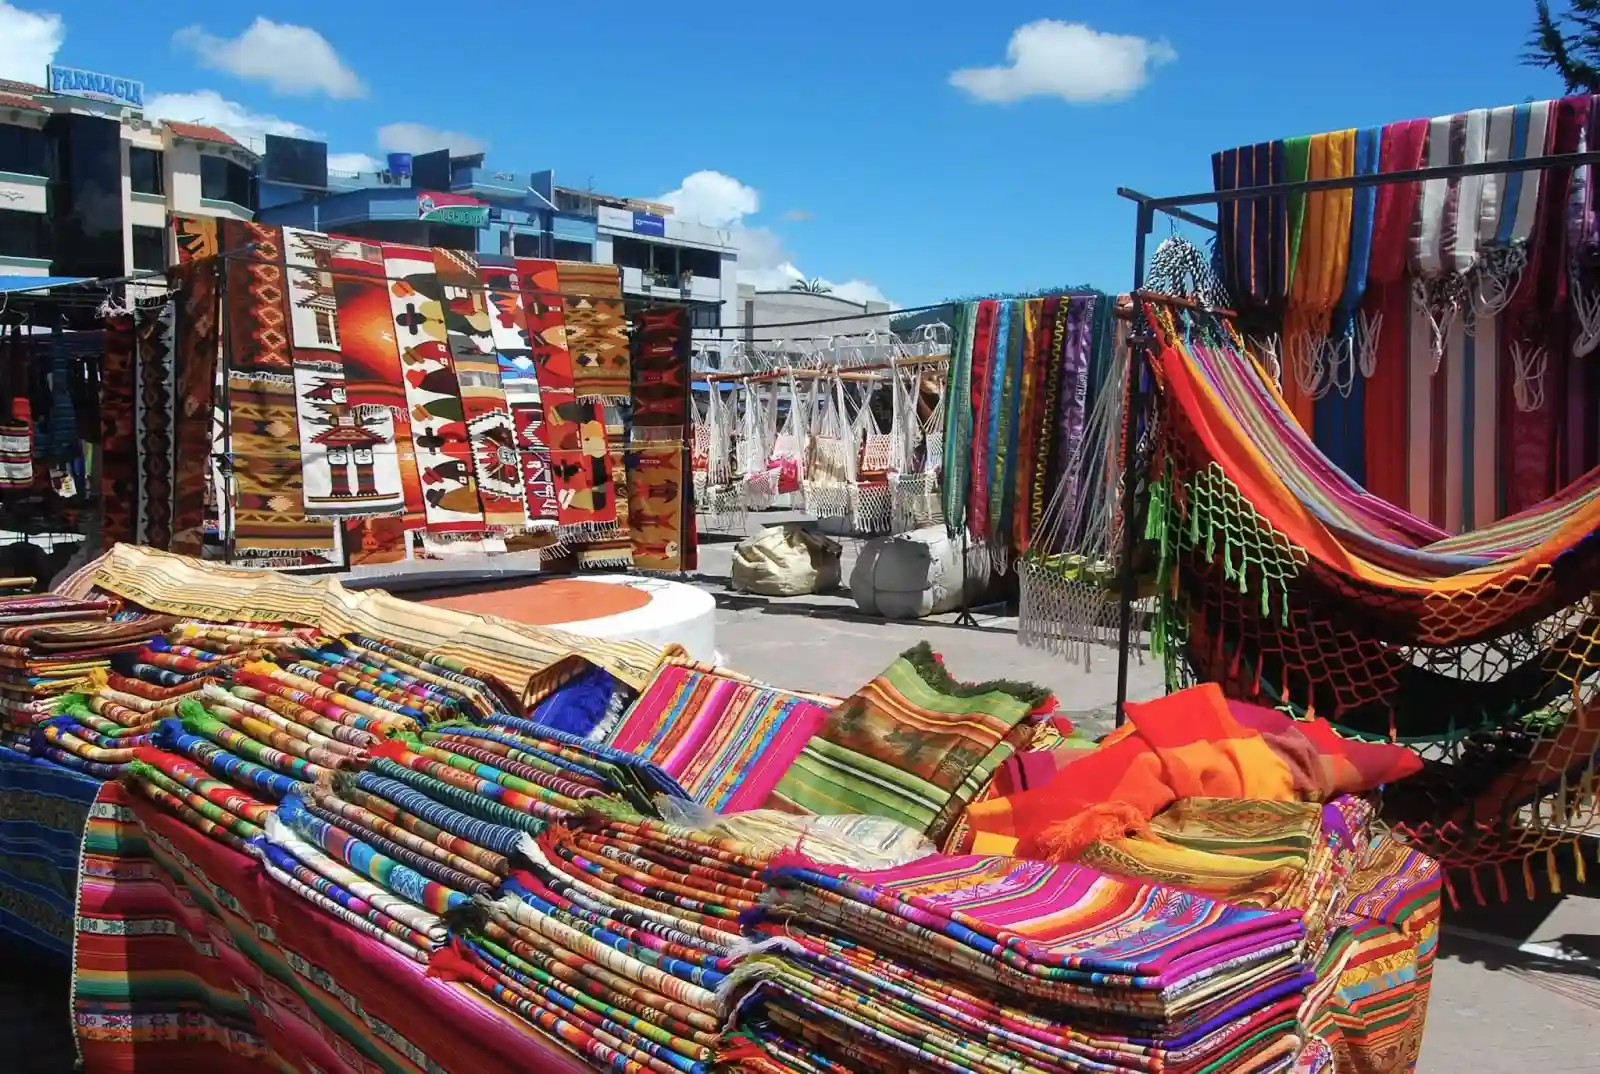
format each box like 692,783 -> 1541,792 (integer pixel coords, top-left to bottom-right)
1141,301 -> 1600,899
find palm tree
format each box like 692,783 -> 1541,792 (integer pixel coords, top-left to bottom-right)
1525,0 -> 1600,93
788,278 -> 833,294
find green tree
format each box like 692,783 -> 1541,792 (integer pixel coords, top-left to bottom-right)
788,277 -> 833,294
1525,0 -> 1600,94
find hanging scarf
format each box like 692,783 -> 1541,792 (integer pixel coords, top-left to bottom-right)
1031,299 -> 1068,549
940,303 -> 976,534
1283,131 -> 1356,436
1283,135 -> 1313,296
1502,95 -> 1585,513
965,300 -> 999,542
1212,140 -> 1290,321
1012,299 -> 1050,553
1361,118 -> 1429,509
1565,98 -> 1600,483
981,302 -> 1017,550
1315,126 -> 1380,485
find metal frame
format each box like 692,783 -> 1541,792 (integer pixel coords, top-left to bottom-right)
1108,148 -> 1600,725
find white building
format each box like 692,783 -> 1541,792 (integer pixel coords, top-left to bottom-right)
0,66 -> 258,285
692,284 -> 894,372
581,192 -> 740,333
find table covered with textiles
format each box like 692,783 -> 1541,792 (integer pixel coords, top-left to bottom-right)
0,548 -> 1445,1074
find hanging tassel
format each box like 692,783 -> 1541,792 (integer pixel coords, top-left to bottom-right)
1547,847 -> 1563,895
1442,870 -> 1461,910
1474,244 -> 1527,318
1357,307 -> 1383,378
1575,840 -> 1588,885
1495,863 -> 1510,902
1572,273 -> 1600,358
1511,341 -> 1549,413
1522,856 -> 1537,900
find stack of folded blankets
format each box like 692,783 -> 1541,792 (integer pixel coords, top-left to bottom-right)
0,593 -> 119,748
0,610 -> 183,775
736,852 -> 1323,1074
433,813 -> 769,1073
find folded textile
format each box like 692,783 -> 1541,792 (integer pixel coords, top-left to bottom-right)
611,659 -> 830,812
761,853 -> 1306,1015
434,813 -> 775,1074
264,809 -> 447,945
531,662 -> 620,739
963,683 -> 1420,859
768,643 -> 1051,846
654,798 -> 937,872
276,794 -> 472,917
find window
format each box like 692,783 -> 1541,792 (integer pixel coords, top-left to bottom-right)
552,239 -> 591,262
0,208 -> 49,259
131,224 -> 167,272
513,232 -> 543,258
681,246 -> 721,280
648,244 -> 680,284
428,224 -> 476,252
0,123 -> 50,176
129,147 -> 164,196
553,189 -> 592,214
690,305 -> 721,330
611,236 -> 650,271
199,154 -> 253,208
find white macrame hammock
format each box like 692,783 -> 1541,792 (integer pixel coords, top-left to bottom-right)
889,361 -> 944,534
735,380 -> 779,509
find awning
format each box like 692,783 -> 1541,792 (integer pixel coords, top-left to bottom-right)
0,275 -> 90,295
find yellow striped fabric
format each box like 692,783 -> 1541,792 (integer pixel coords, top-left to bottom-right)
85,545 -> 674,693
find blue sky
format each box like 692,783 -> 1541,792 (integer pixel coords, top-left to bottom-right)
0,1 -> 1574,306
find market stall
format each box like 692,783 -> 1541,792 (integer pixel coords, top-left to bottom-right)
0,545 -> 1441,1073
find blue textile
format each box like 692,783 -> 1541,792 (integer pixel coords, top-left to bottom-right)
532,664 -> 617,738
0,746 -> 102,958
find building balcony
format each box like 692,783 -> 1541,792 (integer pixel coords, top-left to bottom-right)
451,165 -> 534,200
620,267 -> 725,302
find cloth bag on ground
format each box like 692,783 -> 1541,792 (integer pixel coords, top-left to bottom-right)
849,525 -> 990,619
730,523 -> 842,596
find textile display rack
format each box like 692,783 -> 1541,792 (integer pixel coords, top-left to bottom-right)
0,269 -> 188,592
109,218 -> 714,578
699,349 -> 950,536
0,544 -> 1441,1073
1111,143 -> 1600,895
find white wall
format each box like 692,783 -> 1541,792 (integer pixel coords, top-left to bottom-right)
0,173 -> 47,214
121,124 -> 164,272
164,142 -> 203,216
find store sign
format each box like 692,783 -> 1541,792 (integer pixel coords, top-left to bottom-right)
633,213 -> 665,237
416,191 -> 489,227
47,65 -> 144,108
596,205 -> 633,231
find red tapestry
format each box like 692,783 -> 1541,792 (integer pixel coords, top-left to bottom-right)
99,314 -> 139,547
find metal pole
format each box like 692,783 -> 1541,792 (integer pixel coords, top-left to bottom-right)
216,255 -> 235,567
1119,148 -> 1600,212
1113,201 -> 1154,727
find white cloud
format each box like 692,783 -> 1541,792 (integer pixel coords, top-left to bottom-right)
658,170 -> 891,306
0,1 -> 62,84
659,170 -> 760,229
950,19 -> 1175,104
174,18 -> 364,99
327,151 -> 382,175
377,122 -> 486,157
145,89 -> 318,149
